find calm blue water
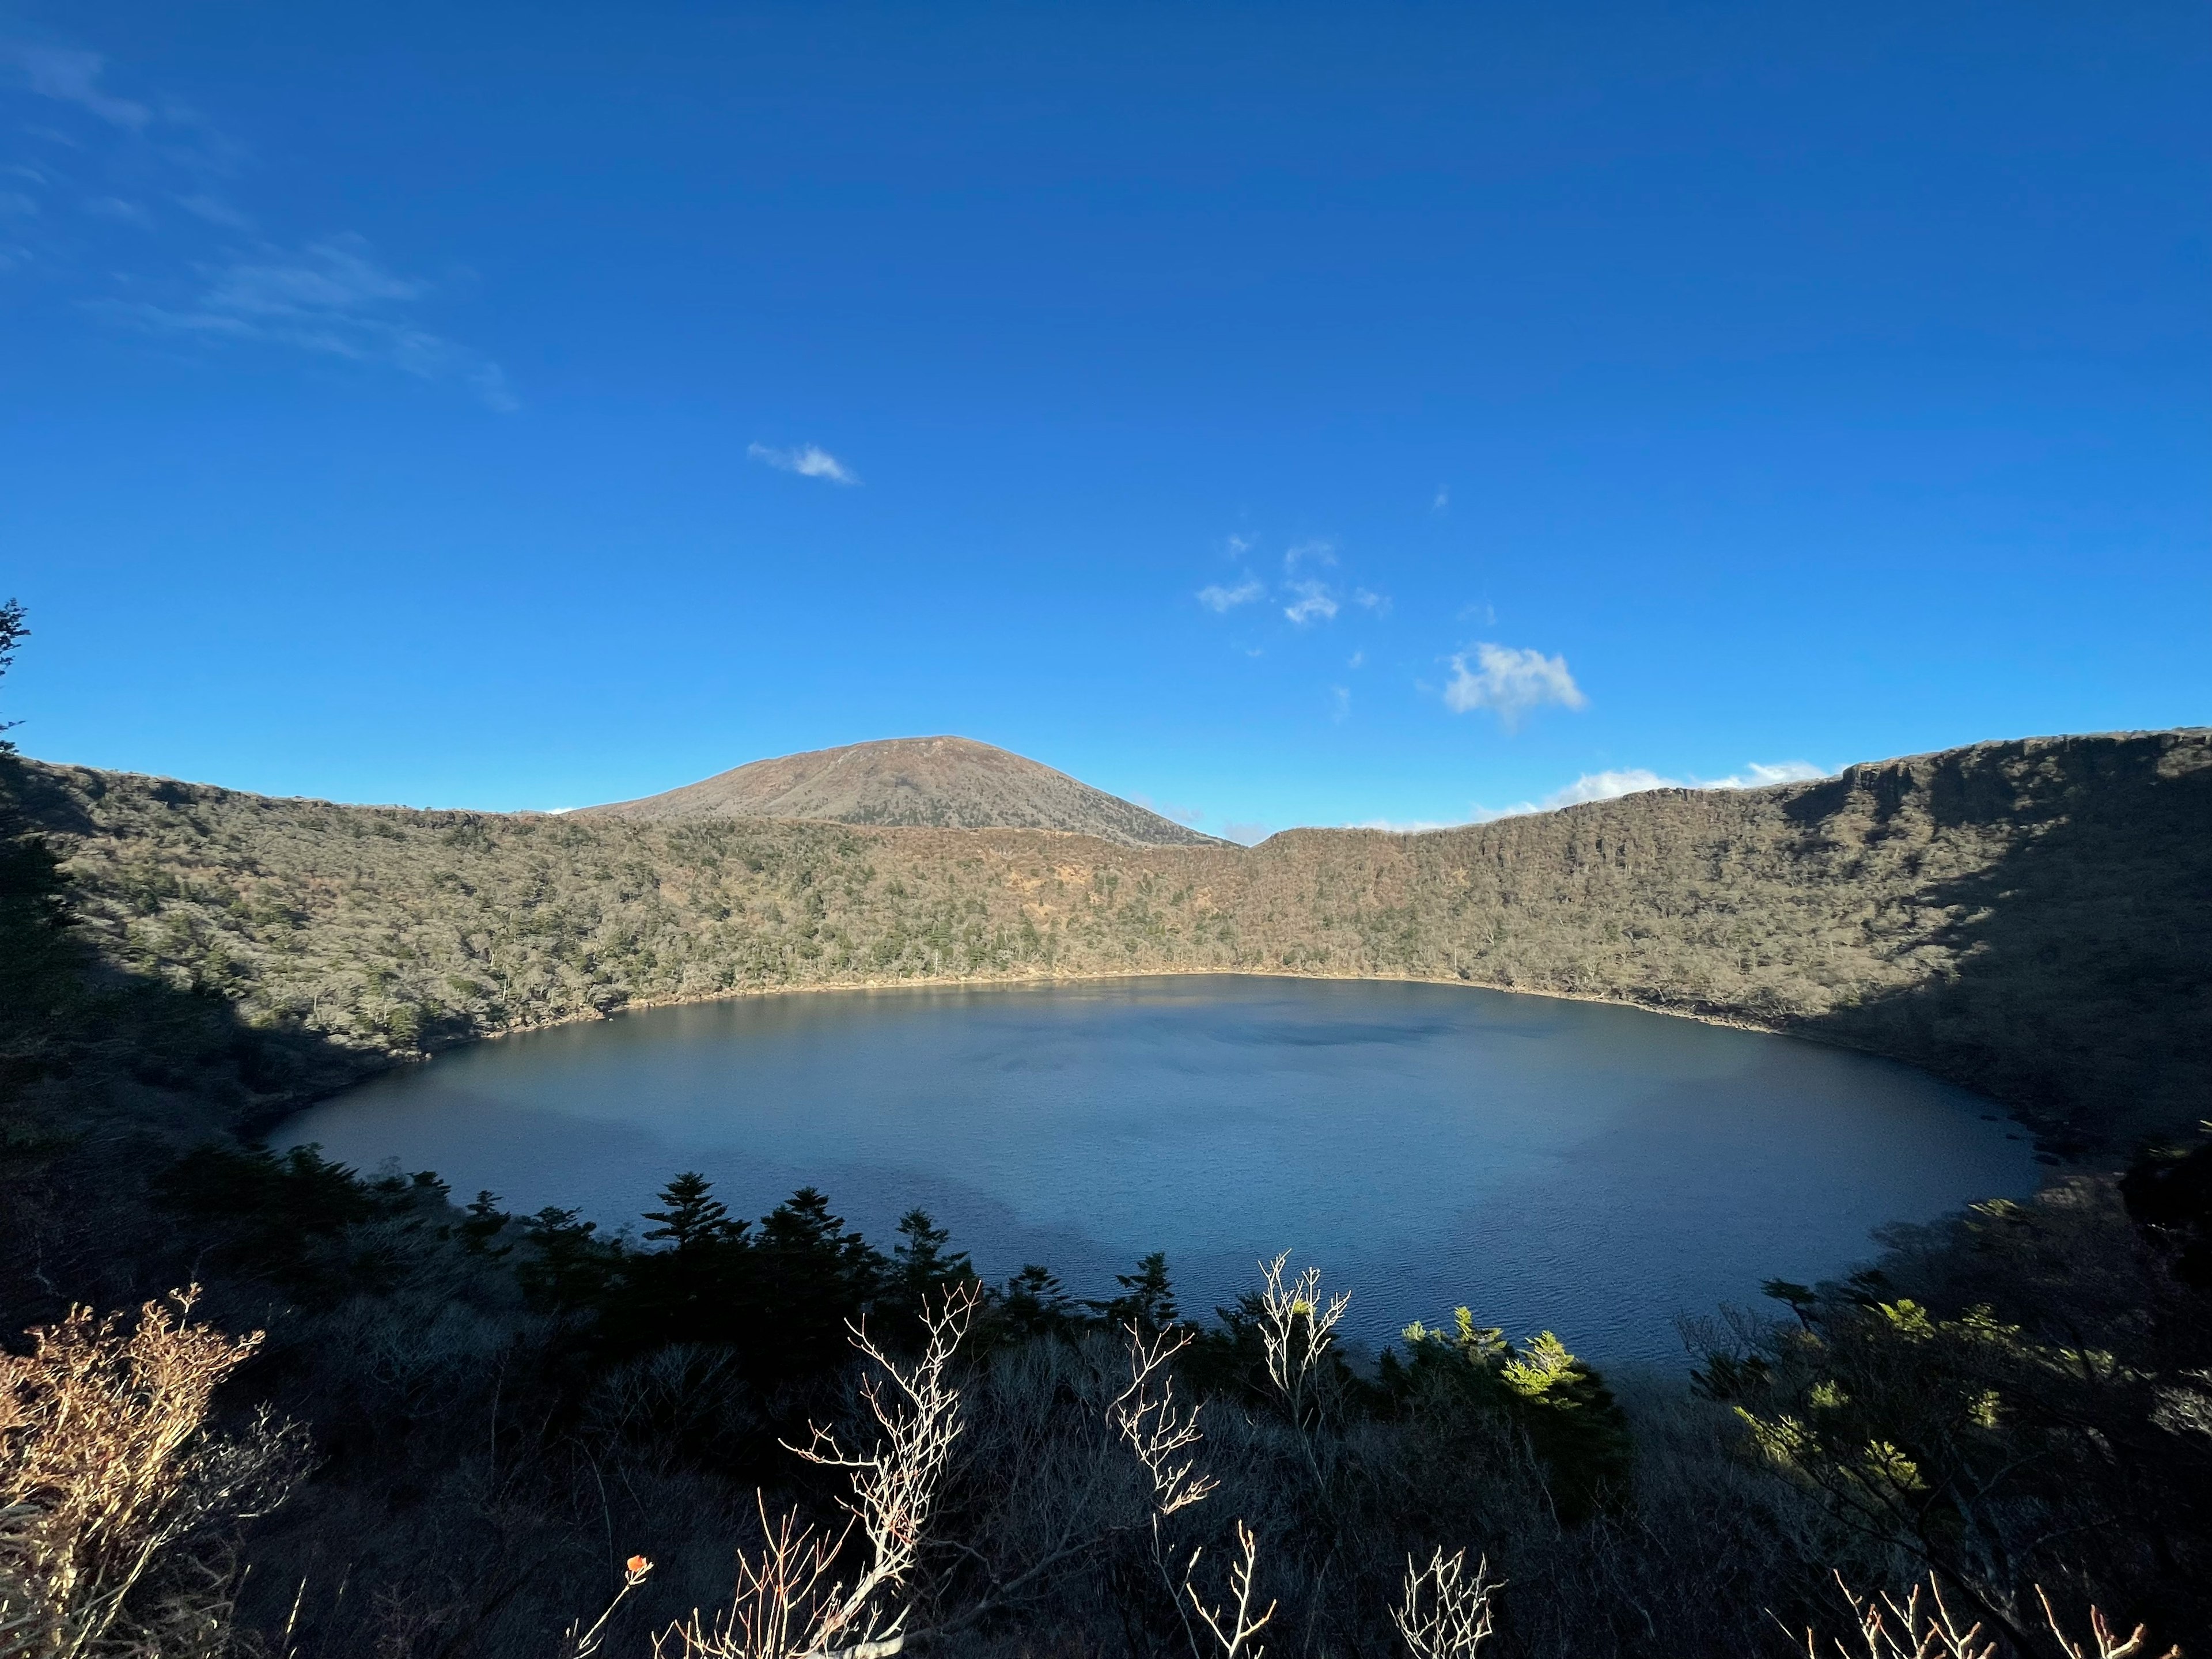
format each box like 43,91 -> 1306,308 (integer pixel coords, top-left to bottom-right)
278,976 -> 2039,1365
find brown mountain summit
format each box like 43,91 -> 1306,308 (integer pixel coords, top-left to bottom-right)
584,736 -> 1222,847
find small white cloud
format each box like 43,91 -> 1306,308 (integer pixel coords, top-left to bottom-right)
747,442 -> 859,486
1221,820 -> 1274,846
1330,685 -> 1351,724
1352,587 -> 1390,616
1226,533 -> 1253,555
1366,758 -> 1831,834
1347,650 -> 1365,669
1703,760 -> 1828,789
5,44 -> 150,130
1197,578 -> 1264,613
1442,642 -> 1588,728
1542,769 -> 1677,808
1131,793 -> 1207,825
1432,487 -> 1449,512
1283,539 -> 1336,571
1353,816 -> 1460,833
1284,581 -> 1339,626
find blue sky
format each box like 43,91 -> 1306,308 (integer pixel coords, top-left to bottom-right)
2,3 -> 2205,840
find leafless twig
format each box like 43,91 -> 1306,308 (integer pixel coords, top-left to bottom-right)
658,1283 -> 980,1659
1112,1326 -> 1217,1517
1393,1548 -> 1499,1659
2037,1585 -> 2180,1659
1183,1521 -> 1274,1659
1800,1574 -> 2179,1659
562,1554 -> 652,1658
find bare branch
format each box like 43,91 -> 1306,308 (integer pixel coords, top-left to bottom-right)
1392,1549 -> 1499,1659
1111,1325 -> 1217,1517
658,1282 -> 980,1659
1254,1252 -> 1350,1418
563,1554 -> 653,1659
2037,1585 -> 2180,1659
1183,1521 -> 1275,1659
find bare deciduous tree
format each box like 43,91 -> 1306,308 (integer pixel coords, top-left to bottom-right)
1113,1326 -> 1217,1518
1254,1252 -> 1349,1493
1393,1548 -> 1499,1659
659,1284 -> 979,1659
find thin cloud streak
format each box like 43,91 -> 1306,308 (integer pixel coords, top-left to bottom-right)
748,442 -> 860,486
7,40 -> 514,410
3,43 -> 150,129
99,234 -> 518,411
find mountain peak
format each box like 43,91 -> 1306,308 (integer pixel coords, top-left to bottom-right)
584,736 -> 1222,847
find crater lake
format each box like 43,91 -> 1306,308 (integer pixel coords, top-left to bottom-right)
276,975 -> 2040,1365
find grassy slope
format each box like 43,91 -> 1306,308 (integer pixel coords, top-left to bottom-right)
16,727 -> 2210,1150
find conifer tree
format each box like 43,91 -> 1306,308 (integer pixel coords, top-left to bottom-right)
643,1171 -> 743,1253
1092,1251 -> 1178,1333
1000,1263 -> 1074,1339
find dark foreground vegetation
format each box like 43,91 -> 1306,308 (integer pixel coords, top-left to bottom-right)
3,605 -> 2209,1656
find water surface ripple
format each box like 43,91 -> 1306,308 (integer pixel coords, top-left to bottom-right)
278,976 -> 2039,1365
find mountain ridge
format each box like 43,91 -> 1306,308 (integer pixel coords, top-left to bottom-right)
10,725 -> 2209,1149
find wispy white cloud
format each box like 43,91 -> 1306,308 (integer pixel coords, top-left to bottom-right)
1284,581 -> 1339,626
1353,587 -> 1390,616
1221,820 -> 1274,846
7,41 -> 513,411
1351,815 -> 1460,833
83,194 -> 153,228
1431,487 -> 1450,513
1347,650 -> 1365,669
1702,760 -> 1827,789
1132,793 -> 1208,827
3,43 -> 150,129
1197,577 -> 1264,613
100,233 -> 518,411
1357,759 -> 1833,834
748,442 -> 860,486
1329,685 -> 1351,724
1441,642 -> 1588,728
1283,539 -> 1336,571
175,192 -> 253,230
1226,533 -> 1253,555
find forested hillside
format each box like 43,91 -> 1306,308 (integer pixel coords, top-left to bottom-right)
14,725 -> 2208,1149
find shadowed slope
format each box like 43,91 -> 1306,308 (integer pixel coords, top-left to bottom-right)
584,736 -> 1222,848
